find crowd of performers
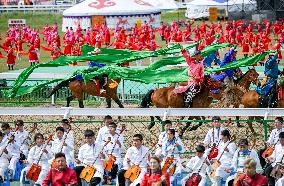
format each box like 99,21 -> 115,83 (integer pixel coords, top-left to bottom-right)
0,19 -> 284,70
1,116 -> 284,186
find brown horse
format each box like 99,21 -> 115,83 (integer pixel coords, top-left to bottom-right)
48,77 -> 124,108
140,75 -> 223,136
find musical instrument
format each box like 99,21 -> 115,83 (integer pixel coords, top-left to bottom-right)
103,127 -> 125,172
0,126 -> 19,157
208,143 -> 218,160
210,135 -> 236,178
161,138 -> 177,175
80,138 -> 111,183
262,139 -> 278,159
270,153 -> 284,179
20,123 -> 37,146
51,125 -> 72,169
26,134 -> 53,182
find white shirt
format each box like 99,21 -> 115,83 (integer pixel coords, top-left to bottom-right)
27,144 -> 52,165
123,145 -> 149,169
203,127 -> 225,147
51,137 -> 74,163
267,128 -> 284,146
185,155 -> 212,178
216,141 -> 236,167
95,126 -> 121,144
161,137 -> 184,159
231,149 -> 262,173
0,140 -> 11,163
269,143 -> 284,167
15,130 -> 30,154
78,143 -> 108,166
2,131 -> 20,157
104,133 -> 124,164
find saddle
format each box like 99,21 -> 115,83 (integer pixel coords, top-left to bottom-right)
258,84 -> 278,108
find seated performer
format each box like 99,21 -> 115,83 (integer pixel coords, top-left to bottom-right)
42,152 -> 77,186
275,164 -> 284,186
103,122 -> 124,184
14,120 -> 31,163
174,46 -> 204,108
225,139 -> 262,186
74,129 -> 108,186
60,118 -> 74,165
117,134 -> 149,186
20,133 -> 52,186
182,145 -> 212,186
234,158 -> 268,186
264,132 -> 284,186
211,129 -> 236,186
141,156 -> 170,186
160,129 -> 184,182
0,131 -> 11,183
50,127 -> 74,167
203,116 -> 225,149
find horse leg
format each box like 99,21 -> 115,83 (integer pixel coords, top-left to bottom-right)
112,95 -> 124,108
179,116 -> 193,139
236,116 -> 244,128
66,96 -> 74,107
188,116 -> 204,131
78,100 -> 84,108
247,116 -> 257,137
148,116 -> 156,130
106,98 -> 112,108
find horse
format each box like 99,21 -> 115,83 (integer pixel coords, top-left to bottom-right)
47,77 -> 124,108
140,75 -> 223,137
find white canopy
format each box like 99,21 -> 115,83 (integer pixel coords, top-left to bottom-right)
145,0 -> 180,11
63,0 -> 161,16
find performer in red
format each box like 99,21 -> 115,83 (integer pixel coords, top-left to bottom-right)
6,45 -> 16,70
103,27 -> 111,46
242,38 -> 250,58
51,41 -> 63,60
15,35 -> 25,60
28,42 -> 39,66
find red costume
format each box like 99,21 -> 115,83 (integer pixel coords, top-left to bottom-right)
140,172 -> 170,186
28,45 -> 39,63
234,173 -> 268,186
6,48 -> 16,65
42,167 -> 77,186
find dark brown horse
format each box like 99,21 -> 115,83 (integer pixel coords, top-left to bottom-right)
48,77 -> 124,108
141,75 -> 223,137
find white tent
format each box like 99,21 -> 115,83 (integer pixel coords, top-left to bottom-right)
185,0 -> 256,19
146,0 -> 180,11
62,0 -> 161,30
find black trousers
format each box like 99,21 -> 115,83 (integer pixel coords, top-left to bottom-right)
105,164 -> 118,180
264,164 -> 275,186
117,169 -> 140,186
74,166 -> 102,186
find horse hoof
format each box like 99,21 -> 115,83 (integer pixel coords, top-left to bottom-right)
148,122 -> 155,130
236,122 -> 244,128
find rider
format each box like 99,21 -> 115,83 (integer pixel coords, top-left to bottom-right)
256,51 -> 283,107
174,46 -> 204,108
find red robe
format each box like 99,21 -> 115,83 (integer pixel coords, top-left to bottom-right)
42,167 -> 77,186
28,45 -> 39,62
140,172 -> 170,186
234,173 -> 268,186
6,48 -> 16,65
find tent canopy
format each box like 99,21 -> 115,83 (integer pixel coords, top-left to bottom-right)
145,0 -> 180,10
63,0 -> 161,16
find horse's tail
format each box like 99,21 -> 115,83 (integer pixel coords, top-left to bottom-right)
140,89 -> 154,108
47,78 -> 74,98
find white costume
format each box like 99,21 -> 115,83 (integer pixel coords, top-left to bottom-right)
155,131 -> 179,157
15,130 -> 30,157
267,128 -> 284,146
104,133 -> 124,166
77,142 -> 108,179
50,136 -> 74,166
268,143 -> 284,167
182,155 -> 212,186
203,127 -> 225,147
121,145 -> 149,186
0,139 -> 12,181
20,144 -> 52,185
95,126 -> 121,144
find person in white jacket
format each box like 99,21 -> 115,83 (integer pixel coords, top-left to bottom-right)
182,145 -> 212,186
0,131 -> 12,183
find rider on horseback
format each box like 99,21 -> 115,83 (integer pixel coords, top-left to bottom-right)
174,46 -> 204,108
256,52 -> 284,107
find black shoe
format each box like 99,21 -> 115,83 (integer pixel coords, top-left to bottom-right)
0,176 -> 3,183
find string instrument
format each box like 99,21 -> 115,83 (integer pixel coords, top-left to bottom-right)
270,153 -> 284,179
80,138 -> 111,183
103,127 -> 125,172
51,125 -> 72,169
0,126 -> 19,157
210,135 -> 236,178
26,134 -> 53,182
20,123 -> 38,146
186,156 -> 209,186
262,139 -> 279,159
124,145 -> 155,183
208,143 -> 218,160
162,138 -> 177,175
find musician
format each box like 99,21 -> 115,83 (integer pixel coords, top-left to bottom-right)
117,134 -> 149,186
74,129 -> 108,186
104,122 -> 124,184
1,122 -> 20,181
141,156 -> 170,186
14,120 -> 31,162
20,133 -> 52,186
96,115 -> 114,144
42,152 -> 77,186
203,116 -> 225,148
0,131 -> 11,183
264,132 -> 284,186
161,129 -> 184,180
211,129 -> 236,186
61,119 -> 75,165
50,127 -> 74,167
225,139 -> 262,186
234,158 -> 268,186
275,164 -> 284,186
267,117 -> 284,146
182,145 -> 212,186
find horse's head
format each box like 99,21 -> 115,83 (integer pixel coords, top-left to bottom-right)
245,67 -> 260,85
204,75 -> 223,90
